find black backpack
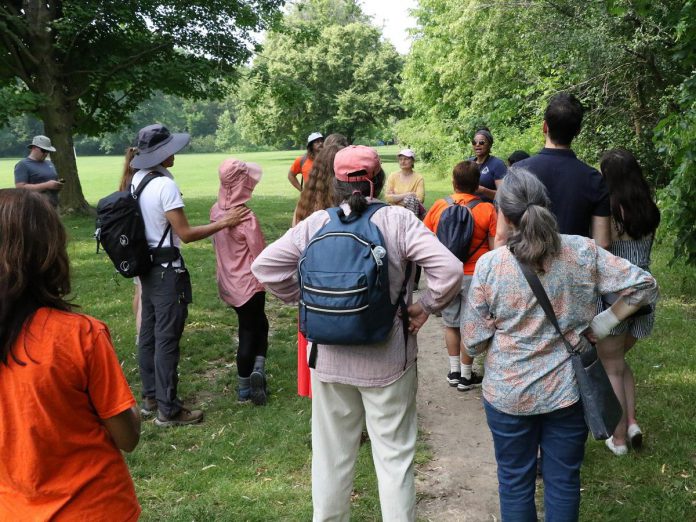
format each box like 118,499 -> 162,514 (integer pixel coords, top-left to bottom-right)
436,196 -> 487,262
95,172 -> 171,278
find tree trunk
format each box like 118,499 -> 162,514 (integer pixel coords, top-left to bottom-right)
28,1 -> 91,215
41,106 -> 91,214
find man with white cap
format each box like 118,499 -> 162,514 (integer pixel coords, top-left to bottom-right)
130,123 -> 248,427
287,132 -> 324,192
14,135 -> 63,207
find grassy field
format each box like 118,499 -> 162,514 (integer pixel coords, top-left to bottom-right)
2,149 -> 695,520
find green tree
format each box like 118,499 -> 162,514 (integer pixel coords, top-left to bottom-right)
237,0 -> 404,146
0,0 -> 282,212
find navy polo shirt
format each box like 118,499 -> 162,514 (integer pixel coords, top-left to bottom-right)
468,155 -> 507,192
516,148 -> 610,237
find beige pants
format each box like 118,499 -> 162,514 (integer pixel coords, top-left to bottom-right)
311,364 -> 418,522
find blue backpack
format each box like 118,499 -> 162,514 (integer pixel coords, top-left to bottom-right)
436,196 -> 487,262
298,203 -> 411,366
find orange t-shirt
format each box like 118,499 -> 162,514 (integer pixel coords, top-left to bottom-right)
0,308 -> 140,522
290,155 -> 314,183
423,193 -> 497,275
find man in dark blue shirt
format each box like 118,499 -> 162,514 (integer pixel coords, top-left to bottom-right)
502,93 -> 611,248
14,135 -> 63,207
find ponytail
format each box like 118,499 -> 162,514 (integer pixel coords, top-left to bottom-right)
497,168 -> 561,269
333,170 -> 386,214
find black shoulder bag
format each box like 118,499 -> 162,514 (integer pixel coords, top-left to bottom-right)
517,261 -> 622,441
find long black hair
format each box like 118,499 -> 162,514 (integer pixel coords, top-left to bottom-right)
599,149 -> 661,239
0,189 -> 72,366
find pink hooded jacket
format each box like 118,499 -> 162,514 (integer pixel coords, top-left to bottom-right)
210,159 -> 266,308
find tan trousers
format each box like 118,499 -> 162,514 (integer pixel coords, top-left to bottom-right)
311,364 -> 418,522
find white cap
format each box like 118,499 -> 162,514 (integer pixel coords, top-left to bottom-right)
307,132 -> 324,145
398,148 -> 415,159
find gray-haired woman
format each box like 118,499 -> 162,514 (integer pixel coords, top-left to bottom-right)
462,168 -> 658,521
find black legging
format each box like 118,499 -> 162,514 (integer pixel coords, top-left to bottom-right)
232,291 -> 269,377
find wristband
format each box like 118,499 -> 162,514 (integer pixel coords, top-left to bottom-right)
590,308 -> 621,341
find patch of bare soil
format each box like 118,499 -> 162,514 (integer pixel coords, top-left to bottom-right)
415,305 -> 501,522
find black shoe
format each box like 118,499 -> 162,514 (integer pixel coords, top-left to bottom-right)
250,370 -> 267,406
457,372 -> 483,391
447,371 -> 461,387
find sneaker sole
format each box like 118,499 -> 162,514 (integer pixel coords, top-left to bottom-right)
140,408 -> 156,417
154,416 -> 203,428
447,378 -> 459,386
250,371 -> 267,406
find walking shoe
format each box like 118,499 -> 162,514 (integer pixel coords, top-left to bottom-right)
154,407 -> 204,427
140,397 -> 157,417
447,371 -> 461,387
457,372 -> 483,391
605,436 -> 628,456
628,424 -> 643,449
249,370 -> 267,406
238,376 -> 251,403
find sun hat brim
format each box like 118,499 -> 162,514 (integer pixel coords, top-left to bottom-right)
130,132 -> 190,169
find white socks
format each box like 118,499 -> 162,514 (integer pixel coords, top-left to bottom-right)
460,363 -> 472,380
449,356 -> 460,373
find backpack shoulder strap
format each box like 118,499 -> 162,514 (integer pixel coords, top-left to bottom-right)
299,153 -> 308,169
133,171 -> 163,198
444,196 -> 455,206
465,197 -> 482,210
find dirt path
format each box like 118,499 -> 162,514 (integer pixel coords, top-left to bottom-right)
415,304 -> 500,521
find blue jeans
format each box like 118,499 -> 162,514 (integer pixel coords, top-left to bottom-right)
484,399 -> 588,522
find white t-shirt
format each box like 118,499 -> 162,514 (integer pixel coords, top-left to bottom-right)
132,166 -> 184,265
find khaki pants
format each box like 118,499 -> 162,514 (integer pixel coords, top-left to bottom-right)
311,364 -> 418,522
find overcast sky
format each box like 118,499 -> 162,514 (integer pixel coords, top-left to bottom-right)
359,0 -> 418,54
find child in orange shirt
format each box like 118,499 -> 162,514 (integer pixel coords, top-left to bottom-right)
423,161 -> 497,391
0,189 -> 140,521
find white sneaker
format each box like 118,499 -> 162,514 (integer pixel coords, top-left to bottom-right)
627,424 -> 643,449
605,436 -> 628,456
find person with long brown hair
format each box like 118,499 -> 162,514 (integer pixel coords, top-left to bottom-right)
293,133 -> 349,225
597,149 -> 661,456
292,133 -> 349,397
118,146 -> 143,343
0,189 -> 141,520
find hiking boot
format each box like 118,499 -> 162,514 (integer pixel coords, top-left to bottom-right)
447,371 -> 461,387
154,407 -> 204,427
250,370 -> 267,406
140,397 -> 158,417
457,372 -> 483,391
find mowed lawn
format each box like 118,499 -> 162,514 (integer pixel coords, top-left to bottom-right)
1,149 -> 696,520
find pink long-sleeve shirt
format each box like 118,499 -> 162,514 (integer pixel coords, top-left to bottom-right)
251,200 -> 463,387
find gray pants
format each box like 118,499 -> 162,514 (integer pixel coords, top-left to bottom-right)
138,264 -> 191,418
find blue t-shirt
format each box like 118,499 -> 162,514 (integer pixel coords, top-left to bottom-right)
516,148 -> 610,237
14,157 -> 59,207
468,155 -> 507,192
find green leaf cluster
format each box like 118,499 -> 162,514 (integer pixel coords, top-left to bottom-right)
236,0 -> 404,146
398,0 -> 696,263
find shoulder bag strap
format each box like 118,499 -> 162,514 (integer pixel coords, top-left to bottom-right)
517,260 -> 577,355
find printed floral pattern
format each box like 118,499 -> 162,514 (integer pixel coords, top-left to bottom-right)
462,235 -> 658,415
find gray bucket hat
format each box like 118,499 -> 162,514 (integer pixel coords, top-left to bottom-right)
130,124 -> 190,169
28,135 -> 56,152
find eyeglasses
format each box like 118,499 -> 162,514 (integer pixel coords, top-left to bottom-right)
472,140 -> 488,146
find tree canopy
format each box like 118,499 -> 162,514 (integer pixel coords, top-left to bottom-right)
236,0 -> 404,146
397,0 -> 696,263
0,0 -> 282,211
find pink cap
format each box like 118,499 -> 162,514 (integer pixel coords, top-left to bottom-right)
398,148 -> 415,159
334,145 -> 381,182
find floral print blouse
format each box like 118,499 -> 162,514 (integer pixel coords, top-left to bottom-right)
462,235 -> 658,416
